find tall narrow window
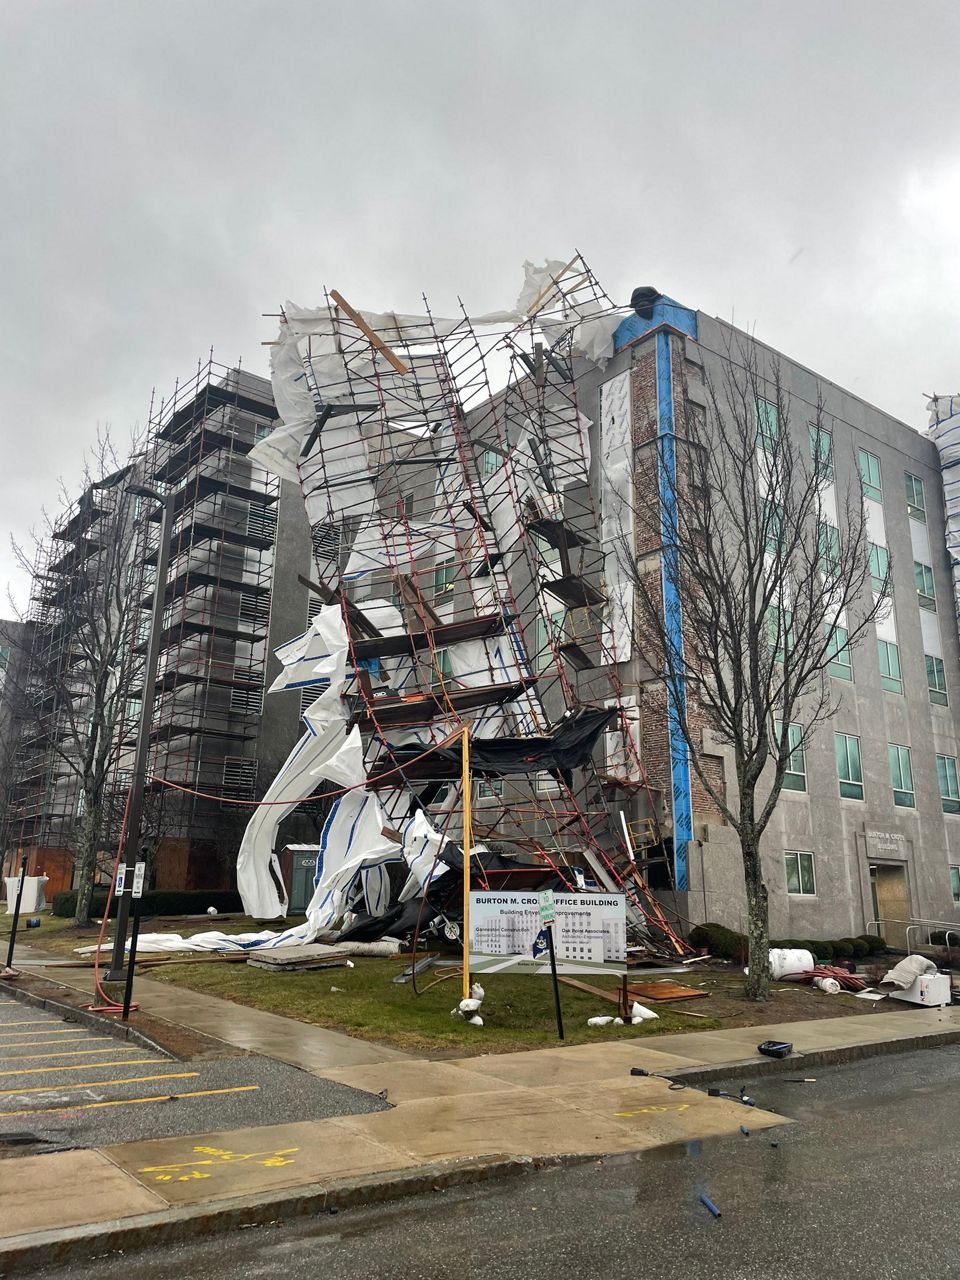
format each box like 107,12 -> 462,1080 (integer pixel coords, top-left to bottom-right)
905,472 -> 926,522
867,543 -> 890,596
764,499 -> 785,553
888,744 -> 915,808
926,654 -> 948,706
835,732 -> 864,800
951,866 -> 960,904
768,607 -> 794,663
481,448 -> 502,477
756,398 -> 779,451
818,522 -> 840,575
937,755 -> 960,814
826,625 -> 852,680
858,449 -> 882,501
431,647 -> 453,691
534,612 -> 565,672
877,638 -> 903,694
809,424 -> 834,479
775,720 -> 806,791
785,850 -> 816,895
914,562 -> 936,611
433,558 -> 456,601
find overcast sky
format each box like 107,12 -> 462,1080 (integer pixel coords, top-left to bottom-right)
2,0 -> 958,607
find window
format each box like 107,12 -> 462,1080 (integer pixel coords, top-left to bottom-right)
809,424 -> 833,479
477,777 -> 504,800
535,773 -> 561,796
433,559 -> 456,601
867,543 -> 890,597
0,643 -> 8,672
75,789 -> 87,819
818,521 -> 840,575
481,448 -> 502,477
763,499 -> 784,553
775,720 -> 806,792
756,398 -> 779,451
431,647 -> 453,691
531,530 -> 561,569
785,850 -> 816,896
936,754 -> 960,815
926,654 -> 948,706
254,422 -> 272,443
767,607 -> 793,663
835,732 -> 864,800
914,562 -> 936,611
888,744 -> 915,808
534,612 -> 565,672
905,472 -> 926,523
858,449 -> 882,501
125,697 -> 142,724
951,866 -> 960,904
826,625 -> 852,680
877,638 -> 903,694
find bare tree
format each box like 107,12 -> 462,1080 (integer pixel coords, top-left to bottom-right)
2,432 -> 144,926
617,336 -> 887,999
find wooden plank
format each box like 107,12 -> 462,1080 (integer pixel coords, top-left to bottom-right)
558,976 -> 621,1005
330,289 -> 409,375
627,980 -> 709,1001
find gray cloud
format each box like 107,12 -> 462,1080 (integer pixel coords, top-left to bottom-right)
2,0 -> 959,603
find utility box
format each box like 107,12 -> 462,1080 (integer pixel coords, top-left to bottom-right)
889,972 -> 953,1007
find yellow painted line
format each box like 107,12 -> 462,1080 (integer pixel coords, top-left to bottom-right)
0,1047 -> 136,1063
0,1020 -> 66,1029
0,1071 -> 200,1097
0,1058 -> 158,1079
0,1037 -> 103,1050
0,1084 -> 261,1118
0,1024 -> 94,1034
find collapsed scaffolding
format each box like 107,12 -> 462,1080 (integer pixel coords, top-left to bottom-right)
146,256 -> 691,959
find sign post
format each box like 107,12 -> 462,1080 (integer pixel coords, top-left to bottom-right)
121,861 -> 147,1023
3,854 -> 28,975
537,889 -> 564,1042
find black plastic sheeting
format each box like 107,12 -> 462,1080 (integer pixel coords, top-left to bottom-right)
378,706 -> 617,783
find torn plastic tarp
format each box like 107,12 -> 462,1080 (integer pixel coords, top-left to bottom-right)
302,789 -> 402,930
370,707 -> 617,783
236,607 -> 362,920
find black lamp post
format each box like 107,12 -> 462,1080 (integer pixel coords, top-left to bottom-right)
106,484 -> 175,981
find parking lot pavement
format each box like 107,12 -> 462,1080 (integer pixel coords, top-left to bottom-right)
0,1002 -> 388,1155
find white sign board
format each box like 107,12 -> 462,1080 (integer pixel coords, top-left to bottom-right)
469,891 -> 627,976
131,862 -> 147,899
538,889 -> 556,926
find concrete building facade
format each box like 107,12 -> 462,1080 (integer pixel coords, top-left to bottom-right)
580,296 -> 960,944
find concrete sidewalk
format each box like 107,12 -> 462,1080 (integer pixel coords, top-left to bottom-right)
0,1038 -> 785,1266
14,945 -> 409,1070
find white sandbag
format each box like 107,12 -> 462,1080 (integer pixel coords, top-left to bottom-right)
813,976 -> 841,994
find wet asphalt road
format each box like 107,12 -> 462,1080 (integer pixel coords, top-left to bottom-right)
42,1044 -> 960,1280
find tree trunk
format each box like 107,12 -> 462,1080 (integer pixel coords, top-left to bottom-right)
73,815 -> 98,926
741,833 -> 770,1001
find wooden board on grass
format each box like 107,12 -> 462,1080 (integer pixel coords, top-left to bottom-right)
627,980 -> 708,1001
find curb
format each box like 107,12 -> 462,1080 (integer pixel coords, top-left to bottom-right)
0,981 -> 172,1059
664,1024 -> 960,1085
0,1154 -> 546,1275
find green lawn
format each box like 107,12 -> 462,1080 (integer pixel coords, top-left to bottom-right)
144,956 -> 716,1054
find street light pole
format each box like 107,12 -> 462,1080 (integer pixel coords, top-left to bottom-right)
106,486 -> 175,981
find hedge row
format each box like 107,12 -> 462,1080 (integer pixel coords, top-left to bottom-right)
689,922 -> 886,962
51,889 -> 244,919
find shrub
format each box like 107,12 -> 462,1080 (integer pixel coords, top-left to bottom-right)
859,933 -> 886,953
52,889 -> 244,919
688,923 -> 747,960
832,940 -> 854,959
851,938 -> 870,958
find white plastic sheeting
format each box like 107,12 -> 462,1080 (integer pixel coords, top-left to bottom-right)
929,395 -> 960,619
302,790 -> 401,931
236,606 -> 362,920
598,370 -> 634,661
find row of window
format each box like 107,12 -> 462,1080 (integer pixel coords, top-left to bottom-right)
785,850 -> 960,903
821,625 -> 948,706
779,722 -> 960,814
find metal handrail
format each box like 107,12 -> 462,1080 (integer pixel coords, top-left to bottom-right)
867,917 -> 960,956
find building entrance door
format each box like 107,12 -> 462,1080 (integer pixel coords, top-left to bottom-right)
869,863 -> 910,949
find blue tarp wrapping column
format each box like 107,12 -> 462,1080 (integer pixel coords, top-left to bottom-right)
655,330 -> 693,891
